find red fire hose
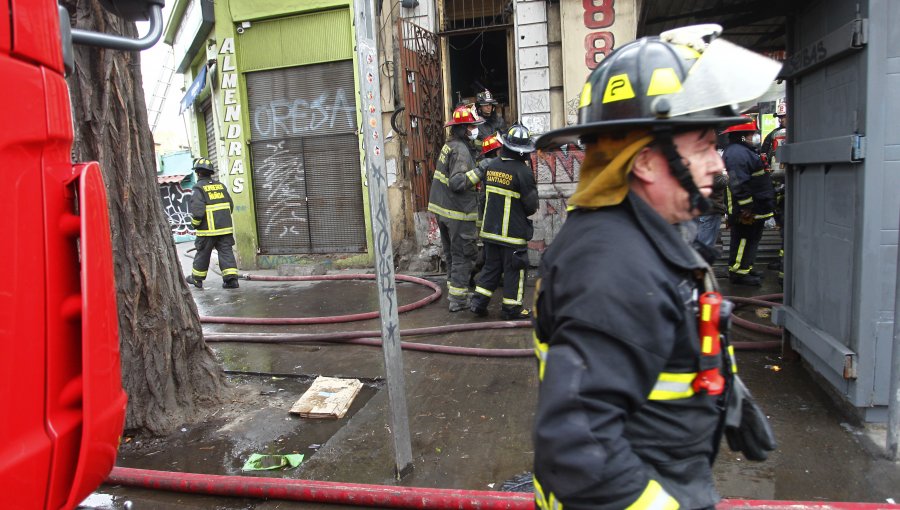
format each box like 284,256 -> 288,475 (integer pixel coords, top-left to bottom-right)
107,467 -> 897,510
200,273 -> 442,325
108,467 -> 533,509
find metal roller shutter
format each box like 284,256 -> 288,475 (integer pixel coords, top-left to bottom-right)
200,98 -> 217,163
247,60 -> 366,254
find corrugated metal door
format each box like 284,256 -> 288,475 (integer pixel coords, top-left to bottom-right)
247,61 -> 366,254
200,98 -> 217,162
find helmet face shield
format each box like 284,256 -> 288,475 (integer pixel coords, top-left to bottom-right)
664,38 -> 782,118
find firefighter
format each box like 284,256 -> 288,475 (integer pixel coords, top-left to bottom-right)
428,105 -> 484,311
185,158 -> 240,289
531,25 -> 780,509
469,124 -> 538,320
723,116 -> 774,286
469,132 -> 504,288
475,90 -> 507,142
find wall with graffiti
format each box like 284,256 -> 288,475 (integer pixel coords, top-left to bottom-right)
159,180 -> 196,243
528,145 -> 584,259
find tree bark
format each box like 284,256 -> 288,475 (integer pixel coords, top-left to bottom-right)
62,0 -> 228,435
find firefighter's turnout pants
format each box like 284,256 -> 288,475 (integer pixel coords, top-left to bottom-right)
192,234 -> 238,282
727,218 -> 765,276
470,242 -> 527,313
437,217 -> 478,304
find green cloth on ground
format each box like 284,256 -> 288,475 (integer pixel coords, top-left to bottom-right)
241,453 -> 304,471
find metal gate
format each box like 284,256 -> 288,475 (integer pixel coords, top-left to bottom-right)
397,19 -> 445,211
778,0 -> 897,421
246,60 -> 366,254
200,98 -> 217,163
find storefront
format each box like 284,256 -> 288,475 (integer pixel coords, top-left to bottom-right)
167,0 -> 371,268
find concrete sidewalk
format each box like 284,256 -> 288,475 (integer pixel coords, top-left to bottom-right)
85,244 -> 900,509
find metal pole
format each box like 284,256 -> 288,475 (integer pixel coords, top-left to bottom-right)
888,204 -> 900,461
353,0 -> 414,478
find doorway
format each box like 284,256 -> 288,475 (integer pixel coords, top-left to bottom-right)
447,29 -> 511,116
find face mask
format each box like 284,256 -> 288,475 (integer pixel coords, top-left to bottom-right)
468,127 -> 479,140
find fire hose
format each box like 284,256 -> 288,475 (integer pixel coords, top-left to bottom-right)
106,467 -> 895,510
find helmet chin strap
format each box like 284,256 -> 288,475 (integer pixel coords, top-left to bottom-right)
652,126 -> 711,215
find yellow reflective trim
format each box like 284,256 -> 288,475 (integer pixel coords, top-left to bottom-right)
751,169 -> 766,177
222,268 -> 239,276
579,82 -> 592,108
603,73 -> 636,103
191,218 -> 201,226
517,269 -> 525,303
196,227 -> 234,236
754,212 -> 774,220
475,286 -> 493,297
730,238 -> 748,272
447,283 -> 468,297
625,479 -> 679,510
433,170 -> 449,185
738,197 -> 753,206
485,185 -> 521,198
534,475 -> 562,510
728,345 -> 738,374
648,372 -> 696,400
533,332 -> 548,381
702,335 -> 713,354
427,203 -> 478,221
502,195 -> 511,237
192,269 -> 207,277
466,169 -> 481,185
480,231 -> 527,245
701,304 -> 711,322
646,68 -> 682,96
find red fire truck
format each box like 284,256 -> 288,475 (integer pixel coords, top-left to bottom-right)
0,0 -> 161,507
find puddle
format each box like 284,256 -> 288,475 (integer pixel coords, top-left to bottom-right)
116,374 -> 379,476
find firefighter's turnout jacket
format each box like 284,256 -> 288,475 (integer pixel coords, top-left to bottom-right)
533,192 -> 727,510
724,142 -> 774,220
427,138 -> 479,222
480,157 -> 538,247
190,176 -> 234,236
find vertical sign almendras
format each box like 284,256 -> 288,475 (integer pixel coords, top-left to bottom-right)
354,0 -> 413,479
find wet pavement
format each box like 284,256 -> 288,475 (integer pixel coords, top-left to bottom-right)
80,244 -> 900,509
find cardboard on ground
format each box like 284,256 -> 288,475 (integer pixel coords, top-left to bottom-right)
290,376 -> 363,419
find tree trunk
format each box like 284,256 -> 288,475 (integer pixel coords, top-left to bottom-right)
62,0 -> 228,435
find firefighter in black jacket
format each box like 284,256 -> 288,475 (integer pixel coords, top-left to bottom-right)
428,105 -> 484,311
185,158 -> 240,289
531,25 -> 780,509
469,124 -> 538,320
475,90 -> 507,143
723,117 -> 774,286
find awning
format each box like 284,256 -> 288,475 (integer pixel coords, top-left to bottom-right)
179,65 -> 208,114
157,174 -> 189,184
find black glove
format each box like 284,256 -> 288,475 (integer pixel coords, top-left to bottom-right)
692,240 -> 719,265
725,376 -> 777,461
511,249 -> 529,270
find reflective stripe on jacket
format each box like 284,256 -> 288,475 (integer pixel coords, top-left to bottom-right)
479,157 -> 537,247
723,142 -> 774,217
428,138 -> 479,222
190,177 -> 234,236
532,192 -> 725,510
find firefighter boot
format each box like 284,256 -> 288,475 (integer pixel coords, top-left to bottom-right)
186,275 -> 203,289
500,306 -> 531,320
223,278 -> 240,289
729,273 -> 761,286
468,294 -> 489,317
448,294 -> 470,313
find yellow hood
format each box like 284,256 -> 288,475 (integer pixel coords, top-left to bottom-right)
569,131 -> 653,209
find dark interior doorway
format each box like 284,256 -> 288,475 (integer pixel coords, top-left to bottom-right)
447,29 -> 510,112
